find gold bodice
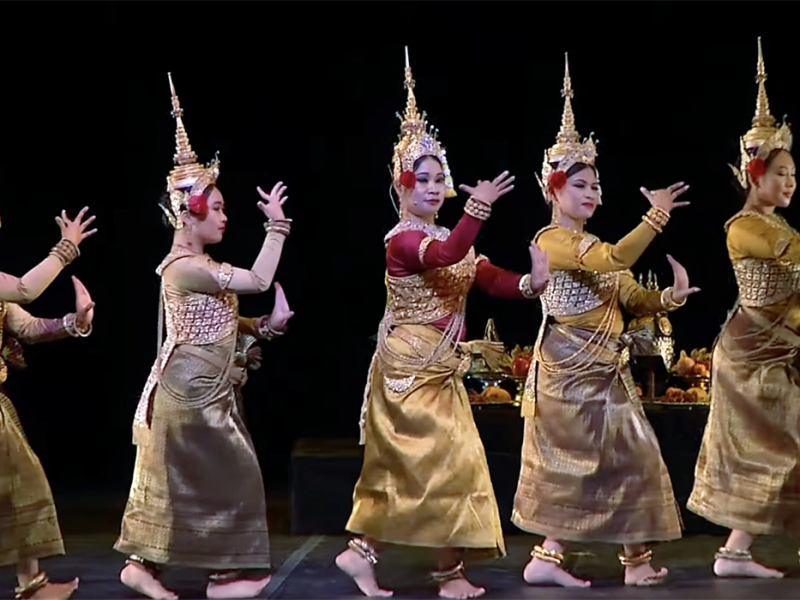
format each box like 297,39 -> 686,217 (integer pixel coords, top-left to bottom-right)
732,258 -> 800,307
386,252 -> 476,324
540,269 -> 619,317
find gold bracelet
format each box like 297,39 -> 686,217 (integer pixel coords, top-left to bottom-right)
518,274 -> 539,299
49,239 -> 80,266
264,218 -> 292,237
464,197 -> 492,221
660,287 -> 685,311
642,214 -> 662,234
642,206 -> 670,233
257,316 -> 286,340
63,313 -> 92,338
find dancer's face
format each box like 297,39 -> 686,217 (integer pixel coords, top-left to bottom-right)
752,150 -> 796,208
184,187 -> 228,245
553,165 -> 601,222
399,156 -> 446,220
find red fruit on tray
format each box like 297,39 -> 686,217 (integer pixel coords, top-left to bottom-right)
511,355 -> 532,376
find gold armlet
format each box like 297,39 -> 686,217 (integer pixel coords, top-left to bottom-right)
519,274 -> 538,299
660,287 -> 685,311
464,197 -> 492,221
642,207 -> 670,233
49,239 -> 80,266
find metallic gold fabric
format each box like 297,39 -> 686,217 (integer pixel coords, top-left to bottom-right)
0,391 -> 64,567
687,300 -> 800,535
386,250 -> 476,325
540,269 -> 618,317
117,252 -> 269,570
688,211 -> 800,535
348,323 -> 505,557
513,323 -> 682,544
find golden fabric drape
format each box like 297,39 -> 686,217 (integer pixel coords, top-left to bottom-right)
512,323 -> 682,544
347,323 -> 505,558
688,211 -> 800,535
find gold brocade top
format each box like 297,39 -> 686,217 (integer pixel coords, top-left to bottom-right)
727,210 -> 800,310
533,223 -> 664,335
133,248 -> 240,435
386,254 -> 477,325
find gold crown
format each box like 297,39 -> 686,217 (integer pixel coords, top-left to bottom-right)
163,73 -> 220,229
536,53 -> 598,202
730,38 -> 792,188
391,47 -> 456,198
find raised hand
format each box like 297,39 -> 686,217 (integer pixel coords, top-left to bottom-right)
267,282 -> 294,332
256,182 -> 289,221
55,207 -> 97,247
639,182 -> 690,213
529,243 -> 550,294
458,171 -> 515,205
73,276 -> 95,331
667,254 -> 700,303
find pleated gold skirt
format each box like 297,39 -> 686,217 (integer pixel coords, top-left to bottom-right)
688,304 -> 800,536
513,323 -> 682,544
347,324 -> 505,558
115,339 -> 270,570
0,391 -> 64,567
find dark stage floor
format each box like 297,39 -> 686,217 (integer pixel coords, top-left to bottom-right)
3,491 -> 800,599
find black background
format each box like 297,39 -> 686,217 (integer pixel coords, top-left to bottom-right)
0,3 -> 793,499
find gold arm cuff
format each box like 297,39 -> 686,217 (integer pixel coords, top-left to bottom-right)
464,197 -> 492,221
660,287 -> 685,311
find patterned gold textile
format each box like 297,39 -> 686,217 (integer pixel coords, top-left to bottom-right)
0,301 -> 80,567
688,211 -> 800,535
348,324 -> 505,557
349,226 -> 505,557
115,250 -> 270,569
512,224 -> 682,544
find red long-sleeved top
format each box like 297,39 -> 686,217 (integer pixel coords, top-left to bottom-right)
386,213 -> 527,339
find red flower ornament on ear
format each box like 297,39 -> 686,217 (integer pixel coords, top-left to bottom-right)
747,157 -> 767,180
399,170 -> 417,189
188,193 -> 209,217
548,170 -> 567,191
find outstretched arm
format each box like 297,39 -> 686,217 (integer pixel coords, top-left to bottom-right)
474,244 -> 549,299
0,208 -> 97,303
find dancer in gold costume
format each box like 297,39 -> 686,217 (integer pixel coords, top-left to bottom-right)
512,54 -> 698,588
687,38 -> 799,579
115,74 -> 294,600
0,207 -> 97,600
335,48 -> 550,600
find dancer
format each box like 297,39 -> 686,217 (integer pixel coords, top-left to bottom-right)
335,48 -> 550,600
114,74 -> 294,600
687,38 -> 798,579
512,54 -> 697,588
0,208 -> 97,600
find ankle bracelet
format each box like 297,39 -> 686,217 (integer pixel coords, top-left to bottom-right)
618,548 -> 654,567
15,572 -> 49,599
532,545 -> 564,565
348,538 -> 379,566
715,546 -> 753,561
431,561 -> 465,583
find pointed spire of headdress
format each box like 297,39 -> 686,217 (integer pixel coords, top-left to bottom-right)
169,73 -> 199,167
555,54 -> 579,146
400,46 -> 424,131
743,37 -> 778,147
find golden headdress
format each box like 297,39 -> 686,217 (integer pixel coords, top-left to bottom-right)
163,73 -> 220,229
536,53 -> 598,202
730,38 -> 792,188
391,47 -> 456,198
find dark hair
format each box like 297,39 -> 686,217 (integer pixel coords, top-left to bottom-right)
413,155 -> 442,171
157,183 -> 216,229
564,162 -> 596,178
734,147 -> 791,199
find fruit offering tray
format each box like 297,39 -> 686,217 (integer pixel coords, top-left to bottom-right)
464,371 -> 525,405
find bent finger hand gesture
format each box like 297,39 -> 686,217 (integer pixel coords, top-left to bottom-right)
458,171 -> 515,205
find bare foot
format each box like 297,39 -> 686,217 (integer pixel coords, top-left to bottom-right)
714,558 -> 784,579
523,557 -> 591,587
206,575 -> 271,599
438,576 -> 485,599
624,563 -> 668,586
26,579 -> 80,600
120,563 -> 178,600
335,548 -> 393,597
